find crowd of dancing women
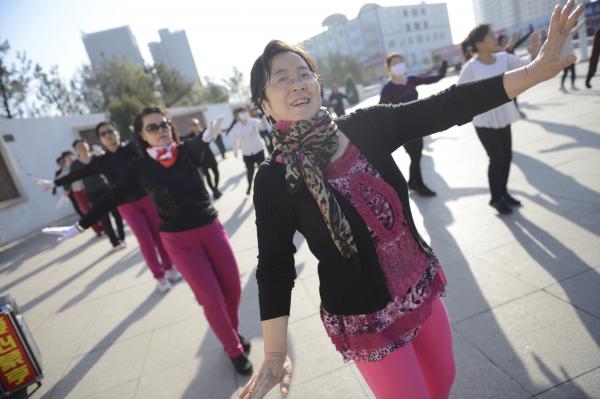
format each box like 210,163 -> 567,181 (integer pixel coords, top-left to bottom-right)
37,2 -> 590,397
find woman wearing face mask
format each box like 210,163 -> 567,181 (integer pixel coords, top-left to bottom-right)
459,23 -> 541,215
240,2 -> 583,398
42,107 -> 254,376
379,54 -> 448,197
230,107 -> 266,195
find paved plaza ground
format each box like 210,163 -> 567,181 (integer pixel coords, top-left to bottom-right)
1,68 -> 599,399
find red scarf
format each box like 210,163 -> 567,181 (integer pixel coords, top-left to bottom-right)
146,142 -> 179,168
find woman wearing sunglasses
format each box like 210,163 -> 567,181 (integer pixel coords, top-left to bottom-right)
42,122 -> 179,292
43,107 -> 254,376
240,2 -> 583,398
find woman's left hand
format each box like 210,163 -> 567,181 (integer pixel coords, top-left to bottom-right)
526,0 -> 584,83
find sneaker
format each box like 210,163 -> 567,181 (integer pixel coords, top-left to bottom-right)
238,334 -> 251,354
112,241 -> 127,251
230,352 -> 253,375
490,198 -> 513,215
585,79 -> 592,89
559,86 -> 568,93
503,194 -> 522,207
213,190 -> 222,200
571,84 -> 578,91
157,278 -> 172,293
165,267 -> 183,283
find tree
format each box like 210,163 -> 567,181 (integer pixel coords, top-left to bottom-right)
106,95 -> 144,140
317,53 -> 364,88
72,57 -> 157,113
152,64 -> 193,107
222,66 -> 249,103
0,39 -> 33,118
33,64 -> 86,116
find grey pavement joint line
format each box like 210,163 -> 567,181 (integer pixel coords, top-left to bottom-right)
530,364 -> 600,398
453,329 -> 534,396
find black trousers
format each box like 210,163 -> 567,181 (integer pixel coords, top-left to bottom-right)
587,30 -> 600,84
88,190 -> 125,246
403,138 -> 424,186
561,64 -> 576,87
475,125 -> 512,202
243,150 -> 265,188
201,151 -> 220,194
214,135 -> 227,159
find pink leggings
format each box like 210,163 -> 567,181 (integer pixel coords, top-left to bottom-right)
160,219 -> 243,358
118,195 -> 172,279
355,298 -> 455,399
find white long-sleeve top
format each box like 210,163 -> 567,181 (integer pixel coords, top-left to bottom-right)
231,118 -> 265,156
457,52 -> 529,129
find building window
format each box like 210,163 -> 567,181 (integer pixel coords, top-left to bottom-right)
414,22 -> 420,30
411,8 -> 417,16
403,9 -> 408,17
421,8 -> 426,15
424,21 -> 428,29
388,39 -> 396,48
406,24 -> 411,31
0,143 -> 20,204
408,37 -> 413,44
417,35 -> 422,43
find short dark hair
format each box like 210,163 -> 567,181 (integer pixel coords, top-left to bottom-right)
250,40 -> 319,113
61,150 -> 74,158
56,156 -> 63,164
385,52 -> 403,67
132,106 -> 180,152
72,139 -> 84,148
461,24 -> 492,60
95,121 -> 113,137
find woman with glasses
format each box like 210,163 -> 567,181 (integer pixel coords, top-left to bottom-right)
240,2 -> 583,398
230,106 -> 266,195
43,122 -> 179,292
43,107 -> 254,376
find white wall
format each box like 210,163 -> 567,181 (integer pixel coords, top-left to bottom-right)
0,114 -> 105,245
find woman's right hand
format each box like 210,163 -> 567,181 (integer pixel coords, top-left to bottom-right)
239,352 -> 292,399
34,177 -> 55,191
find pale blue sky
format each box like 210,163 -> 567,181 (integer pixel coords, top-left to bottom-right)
1,0 -> 475,83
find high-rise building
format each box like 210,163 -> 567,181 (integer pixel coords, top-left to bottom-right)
149,29 -> 200,83
473,0 -> 565,31
82,26 -> 145,69
302,3 -> 453,83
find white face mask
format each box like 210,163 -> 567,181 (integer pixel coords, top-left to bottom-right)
390,62 -> 406,76
239,112 -> 249,122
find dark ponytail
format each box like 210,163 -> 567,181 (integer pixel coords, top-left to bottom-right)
461,24 -> 492,60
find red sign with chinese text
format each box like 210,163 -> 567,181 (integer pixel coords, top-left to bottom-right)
0,314 -> 38,392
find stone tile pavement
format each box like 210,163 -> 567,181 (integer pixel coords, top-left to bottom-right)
0,68 -> 599,398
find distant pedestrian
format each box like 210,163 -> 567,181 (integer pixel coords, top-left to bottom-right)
328,83 -> 348,117
586,29 -> 600,89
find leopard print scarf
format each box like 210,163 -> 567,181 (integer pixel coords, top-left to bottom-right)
272,108 -> 358,258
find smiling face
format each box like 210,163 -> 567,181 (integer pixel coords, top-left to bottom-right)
261,52 -> 322,123
140,113 -> 174,148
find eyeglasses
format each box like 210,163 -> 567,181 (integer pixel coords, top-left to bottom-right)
98,129 -> 115,137
144,120 -> 171,134
269,71 -> 319,88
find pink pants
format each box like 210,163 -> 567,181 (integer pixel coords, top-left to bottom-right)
355,298 -> 455,399
72,191 -> 103,235
117,195 -> 172,279
160,219 -> 243,358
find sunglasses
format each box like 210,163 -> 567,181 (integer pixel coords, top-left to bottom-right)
144,120 -> 171,134
98,129 -> 115,137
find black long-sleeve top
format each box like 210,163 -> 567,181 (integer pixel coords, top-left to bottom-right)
379,72 -> 445,105
69,158 -> 111,196
253,74 -> 510,321
77,138 -> 217,232
54,142 -> 145,204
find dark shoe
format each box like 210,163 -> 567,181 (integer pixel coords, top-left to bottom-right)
246,185 -> 252,195
213,190 -> 222,200
503,194 -> 522,207
490,198 -> 512,215
238,334 -> 251,354
230,352 -> 253,375
585,79 -> 592,89
518,110 -> 527,119
408,181 -> 437,197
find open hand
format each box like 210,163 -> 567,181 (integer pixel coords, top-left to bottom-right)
239,353 -> 292,399
526,0 -> 585,83
34,177 -> 54,191
203,115 -> 225,143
